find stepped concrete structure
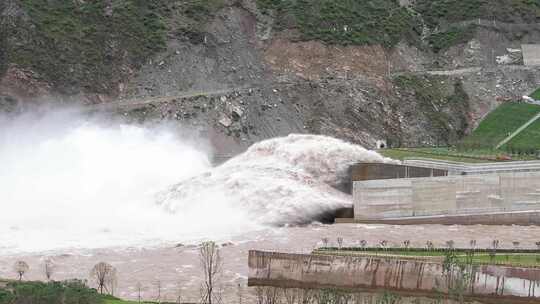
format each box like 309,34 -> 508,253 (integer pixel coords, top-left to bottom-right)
347,161 -> 540,225
522,44 -> 540,66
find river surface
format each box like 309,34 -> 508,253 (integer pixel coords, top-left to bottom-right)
1,224 -> 539,303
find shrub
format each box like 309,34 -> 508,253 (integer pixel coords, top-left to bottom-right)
0,280 -> 102,304
256,0 -> 419,47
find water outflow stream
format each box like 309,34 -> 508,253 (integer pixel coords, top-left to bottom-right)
0,110 -> 393,254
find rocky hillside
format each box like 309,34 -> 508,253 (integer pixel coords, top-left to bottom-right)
1,0 -> 540,154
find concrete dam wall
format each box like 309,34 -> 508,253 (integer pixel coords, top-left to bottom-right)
248,251 -> 540,302
353,171 -> 540,220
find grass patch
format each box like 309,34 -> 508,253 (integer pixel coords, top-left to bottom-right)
531,88 -> 540,100
256,0 -> 419,47
314,248 -> 540,267
459,103 -> 540,150
504,117 -> 540,152
0,280 -> 102,304
6,0 -> 224,94
464,254 -> 540,267
103,299 -> 144,304
0,280 -> 169,304
379,148 -> 494,163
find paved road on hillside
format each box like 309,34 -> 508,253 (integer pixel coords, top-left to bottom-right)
85,87 -> 252,112
392,67 -> 482,77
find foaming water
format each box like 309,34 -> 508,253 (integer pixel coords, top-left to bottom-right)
0,109 -> 394,254
157,134 -> 396,225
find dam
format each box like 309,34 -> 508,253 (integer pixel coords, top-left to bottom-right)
343,161 -> 540,225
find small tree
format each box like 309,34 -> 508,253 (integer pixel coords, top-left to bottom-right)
403,240 -> 411,250
536,242 -> 540,263
155,280 -> 162,304
490,240 -> 500,262
136,282 -> 143,304
469,240 -> 477,250
359,240 -> 367,249
43,258 -> 55,281
283,288 -> 297,304
175,281 -> 184,304
13,261 -> 29,281
446,240 -> 455,250
199,241 -> 223,304
336,237 -> 343,249
321,238 -> 329,248
513,241 -> 521,262
255,286 -> 264,304
426,241 -> 434,251
90,262 -> 117,295
236,283 -> 243,304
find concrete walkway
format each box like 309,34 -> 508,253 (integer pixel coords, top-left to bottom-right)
495,112 -> 540,149
403,158 -> 540,175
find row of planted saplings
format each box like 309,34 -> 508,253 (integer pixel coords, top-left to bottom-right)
319,238 -> 540,255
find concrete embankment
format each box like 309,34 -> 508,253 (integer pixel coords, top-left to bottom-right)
248,250 -> 540,303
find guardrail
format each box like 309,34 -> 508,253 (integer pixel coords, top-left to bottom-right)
403,158 -> 540,174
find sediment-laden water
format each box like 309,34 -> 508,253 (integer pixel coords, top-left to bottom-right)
0,109 -> 392,253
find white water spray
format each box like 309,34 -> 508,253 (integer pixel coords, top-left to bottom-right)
158,134 -> 395,225
0,110 -> 394,253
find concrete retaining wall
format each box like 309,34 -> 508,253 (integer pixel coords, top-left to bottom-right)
337,210 -> 540,225
350,163 -> 448,181
354,171 -> 540,220
248,251 -> 540,301
402,159 -> 540,176
523,44 -> 540,66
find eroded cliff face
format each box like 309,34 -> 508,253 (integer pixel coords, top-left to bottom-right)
1,0 -> 539,153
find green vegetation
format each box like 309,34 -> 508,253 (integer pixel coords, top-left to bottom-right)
0,280 -> 102,304
493,89 -> 540,152
6,0 -> 224,94
465,254 -> 540,267
415,0 -> 540,52
531,88 -> 540,100
103,298 -> 150,304
0,280 -> 166,304
460,103 -> 540,149
427,25 -> 476,53
414,0 -> 540,28
256,0 -> 419,47
11,0 -> 166,94
383,102 -> 540,162
393,75 -> 470,145
315,248 -> 540,267
504,118 -> 540,151
257,0 -> 539,51
379,148 -> 495,163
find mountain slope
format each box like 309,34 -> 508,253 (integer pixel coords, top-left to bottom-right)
1,0 -> 540,153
